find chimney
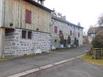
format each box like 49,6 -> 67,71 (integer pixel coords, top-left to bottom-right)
38,0 -> 45,5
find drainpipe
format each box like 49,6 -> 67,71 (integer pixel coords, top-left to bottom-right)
19,0 -> 22,28
0,0 -> 6,58
0,28 -> 5,58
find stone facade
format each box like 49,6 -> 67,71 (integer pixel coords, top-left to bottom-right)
0,0 -> 84,56
4,29 -> 51,56
0,0 -> 52,56
51,12 -> 83,49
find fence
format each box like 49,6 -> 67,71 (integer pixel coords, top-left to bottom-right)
92,48 -> 103,59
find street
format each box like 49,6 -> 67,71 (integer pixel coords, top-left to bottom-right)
23,59 -> 103,77
0,0 -> 103,77
0,46 -> 88,77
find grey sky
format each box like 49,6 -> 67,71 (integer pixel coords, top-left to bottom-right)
45,0 -> 103,32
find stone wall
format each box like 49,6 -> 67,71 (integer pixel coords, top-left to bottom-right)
4,29 -> 51,56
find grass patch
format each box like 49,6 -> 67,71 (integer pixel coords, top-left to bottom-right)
0,57 -> 8,62
82,54 -> 103,66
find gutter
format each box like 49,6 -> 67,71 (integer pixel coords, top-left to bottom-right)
24,0 -> 53,13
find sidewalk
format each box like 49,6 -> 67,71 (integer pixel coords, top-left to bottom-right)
0,46 -> 88,77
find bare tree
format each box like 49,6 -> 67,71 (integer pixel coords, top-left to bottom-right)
98,15 -> 103,26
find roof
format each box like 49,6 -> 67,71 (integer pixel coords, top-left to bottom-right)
88,27 -> 97,34
88,26 -> 103,35
24,0 -> 52,13
52,16 -> 83,29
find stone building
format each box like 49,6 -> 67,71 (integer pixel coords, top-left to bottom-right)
0,0 -> 84,57
0,0 -> 52,56
51,12 -> 83,49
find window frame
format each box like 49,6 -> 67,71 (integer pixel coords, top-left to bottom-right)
22,30 -> 27,39
54,26 -> 58,33
21,30 -> 32,39
28,31 -> 32,39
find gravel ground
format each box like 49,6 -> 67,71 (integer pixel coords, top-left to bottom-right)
0,46 -> 88,77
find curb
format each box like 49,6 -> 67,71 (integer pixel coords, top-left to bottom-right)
8,54 -> 84,77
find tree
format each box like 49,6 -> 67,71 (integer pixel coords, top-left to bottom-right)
98,15 -> 103,26
92,30 -> 103,48
91,30 -> 103,59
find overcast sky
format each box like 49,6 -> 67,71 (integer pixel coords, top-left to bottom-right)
44,0 -> 103,32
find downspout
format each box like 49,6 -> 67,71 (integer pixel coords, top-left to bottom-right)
19,0 -> 22,28
1,0 -> 5,58
2,0 -> 5,27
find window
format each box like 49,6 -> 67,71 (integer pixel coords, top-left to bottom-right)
59,30 -> 63,34
28,31 -> 32,39
59,30 -> 63,38
22,30 -> 26,39
36,28 -> 39,31
25,9 -> 32,24
54,39 -> 57,42
78,32 -> 80,37
22,30 -> 32,39
70,30 -> 72,35
54,26 -> 58,33
5,28 -> 15,36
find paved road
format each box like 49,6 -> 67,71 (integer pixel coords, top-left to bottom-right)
0,46 -> 88,77
24,59 -> 103,77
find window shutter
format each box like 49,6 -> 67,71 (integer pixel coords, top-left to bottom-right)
25,9 -> 32,24
54,26 -> 58,33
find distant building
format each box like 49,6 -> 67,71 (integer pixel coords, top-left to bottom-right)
88,27 -> 97,43
51,12 -> 83,49
88,26 -> 103,44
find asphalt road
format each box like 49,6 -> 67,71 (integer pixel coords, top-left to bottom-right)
24,59 -> 103,77
0,46 -> 88,77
